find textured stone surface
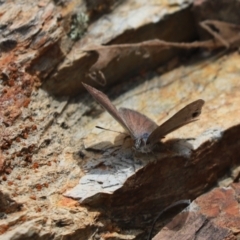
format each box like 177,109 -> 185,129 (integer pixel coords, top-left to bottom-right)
64,51 -> 240,229
43,0 -> 197,95
153,185 -> 240,239
1,0 -> 240,239
1,50 -> 240,239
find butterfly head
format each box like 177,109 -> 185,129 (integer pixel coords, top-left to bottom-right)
133,133 -> 154,153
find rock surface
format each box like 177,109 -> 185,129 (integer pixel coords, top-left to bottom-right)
153,185 -> 240,239
66,51 -> 240,229
1,0 -> 240,239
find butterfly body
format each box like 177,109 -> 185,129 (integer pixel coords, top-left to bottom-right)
83,83 -> 204,153
133,133 -> 154,153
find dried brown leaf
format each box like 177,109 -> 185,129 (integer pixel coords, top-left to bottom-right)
84,20 -> 240,85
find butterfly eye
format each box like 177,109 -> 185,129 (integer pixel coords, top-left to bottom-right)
192,111 -> 201,118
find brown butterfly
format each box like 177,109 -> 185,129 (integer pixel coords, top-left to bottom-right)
83,83 -> 204,153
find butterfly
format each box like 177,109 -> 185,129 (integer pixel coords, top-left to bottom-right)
83,83 -> 204,153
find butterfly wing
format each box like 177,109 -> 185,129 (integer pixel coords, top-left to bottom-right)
82,83 -> 128,131
119,108 -> 158,139
147,99 -> 205,144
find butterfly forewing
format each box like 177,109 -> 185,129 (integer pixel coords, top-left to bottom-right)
119,108 -> 158,139
82,83 -> 128,131
147,99 -> 205,144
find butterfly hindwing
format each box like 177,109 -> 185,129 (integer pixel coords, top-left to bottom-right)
119,108 -> 158,139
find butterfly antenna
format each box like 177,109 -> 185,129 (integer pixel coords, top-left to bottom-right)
95,126 -> 128,135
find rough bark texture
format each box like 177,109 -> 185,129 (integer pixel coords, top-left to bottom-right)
1,0 -> 240,240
